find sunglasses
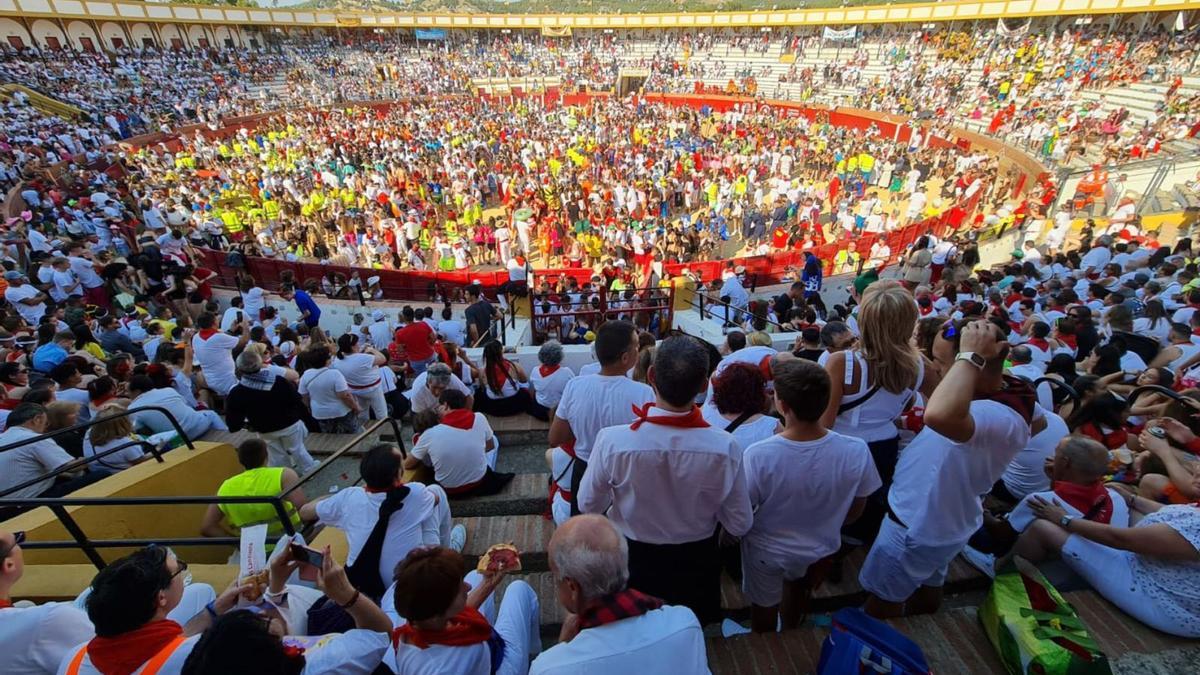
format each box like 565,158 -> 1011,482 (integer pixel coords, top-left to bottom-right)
1,531 -> 25,558
148,544 -> 192,587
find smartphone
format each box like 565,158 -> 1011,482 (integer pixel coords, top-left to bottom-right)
237,311 -> 244,323
289,543 -> 324,569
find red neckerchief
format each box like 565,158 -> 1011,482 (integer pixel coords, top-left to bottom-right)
578,588 -> 665,630
918,304 -> 934,317
1052,480 -> 1114,525
1077,422 -> 1128,450
86,619 -> 183,675
487,362 -> 510,393
392,607 -> 494,649
1057,334 -> 1078,350
197,328 -> 219,340
974,375 -> 1037,425
1027,337 -> 1050,351
0,598 -> 12,609
538,364 -> 560,377
629,403 -> 711,431
441,409 -> 475,430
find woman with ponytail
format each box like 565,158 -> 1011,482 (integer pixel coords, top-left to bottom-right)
331,333 -> 389,423
474,339 -> 534,417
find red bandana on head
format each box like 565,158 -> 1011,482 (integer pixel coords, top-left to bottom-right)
629,403 -> 710,431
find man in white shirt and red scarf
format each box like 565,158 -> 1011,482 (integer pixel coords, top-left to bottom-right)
860,317 -> 1041,618
579,335 -> 753,626
530,514 -> 710,674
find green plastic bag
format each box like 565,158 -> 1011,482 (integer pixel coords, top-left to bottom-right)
978,557 -> 1113,675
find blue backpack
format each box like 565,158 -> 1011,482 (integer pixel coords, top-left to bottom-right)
817,608 -> 931,675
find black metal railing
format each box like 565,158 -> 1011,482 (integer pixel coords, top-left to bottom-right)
1,417 -> 405,571
0,439 -> 164,501
689,291 -> 791,334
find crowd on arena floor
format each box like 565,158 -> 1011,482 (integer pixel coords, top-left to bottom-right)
0,22 -> 1198,675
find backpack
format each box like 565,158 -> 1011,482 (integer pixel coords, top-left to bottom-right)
817,608 -> 931,675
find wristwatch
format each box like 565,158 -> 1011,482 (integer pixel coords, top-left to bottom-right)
1059,514 -> 1075,529
955,352 -> 986,370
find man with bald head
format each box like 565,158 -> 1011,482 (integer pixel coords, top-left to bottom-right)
530,515 -> 710,674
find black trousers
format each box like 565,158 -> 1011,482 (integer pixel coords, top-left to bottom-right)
841,435 -> 900,544
627,533 -> 723,626
568,457 -> 588,516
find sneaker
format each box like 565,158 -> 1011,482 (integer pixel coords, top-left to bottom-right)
721,618 -> 752,638
449,524 -> 467,553
961,545 -> 997,579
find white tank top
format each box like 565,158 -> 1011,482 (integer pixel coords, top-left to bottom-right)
832,351 -> 923,443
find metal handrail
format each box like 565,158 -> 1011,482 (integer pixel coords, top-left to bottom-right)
689,291 -> 792,333
0,405 -> 195,454
280,416 -> 404,502
0,439 -> 163,499
2,417 -> 405,570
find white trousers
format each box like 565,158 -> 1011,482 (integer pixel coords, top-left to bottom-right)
260,420 -> 317,472
352,387 -> 388,423
494,580 -> 541,675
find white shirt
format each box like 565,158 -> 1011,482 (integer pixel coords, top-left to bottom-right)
243,287 -> 265,324
411,415 -> 495,488
1000,411 -> 1069,499
191,331 -> 240,396
407,371 -> 473,414
59,629 -> 390,675
437,319 -> 466,347
1007,487 -> 1130,533
529,365 -> 575,409
332,353 -> 383,393
579,407 -> 753,544
889,400 -> 1035,546
742,432 -> 880,561
67,256 -> 102,289
128,387 -> 212,440
219,307 -> 243,331
315,484 -> 439,587
529,605 -> 710,675
1080,246 -> 1112,274
554,374 -> 653,462
83,433 -> 147,472
5,284 -> 45,325
0,427 -> 76,498
364,320 -> 393,351
700,408 -> 779,451
299,367 -> 352,419
0,602 -> 94,675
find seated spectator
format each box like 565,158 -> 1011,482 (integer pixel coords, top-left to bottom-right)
991,409 -> 1071,506
388,546 -> 539,674
527,340 -> 574,422
970,436 -> 1129,563
474,340 -> 534,417
127,369 -> 226,442
201,439 -> 306,546
299,444 -> 465,601
408,363 -> 473,415
0,527 -> 94,674
50,362 -> 92,422
531,514 -> 707,673
225,350 -> 317,472
191,312 -> 249,398
96,315 -> 145,362
0,362 -> 30,402
394,305 -> 437,375
31,331 -> 74,373
1009,473 -> 1200,638
298,345 -> 362,435
442,341 -> 478,388
405,389 -> 513,497
0,403 -> 105,503
179,546 -> 393,674
740,359 -> 880,632
700,362 -> 780,449
332,333 -> 388,423
82,403 -> 156,475
44,401 -> 84,458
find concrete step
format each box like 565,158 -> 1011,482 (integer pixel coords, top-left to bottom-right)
705,589 -> 1198,674
449,472 -> 549,518
494,443 -> 552,475
455,513 -> 555,573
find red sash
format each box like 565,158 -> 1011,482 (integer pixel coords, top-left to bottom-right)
629,403 -> 710,431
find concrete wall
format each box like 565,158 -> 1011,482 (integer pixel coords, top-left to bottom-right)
98,21 -> 127,50
6,441 -> 243,566
129,22 -> 158,49
64,20 -> 100,52
29,19 -> 66,49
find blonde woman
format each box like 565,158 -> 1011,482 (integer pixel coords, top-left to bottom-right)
820,280 -> 938,541
83,403 -> 154,474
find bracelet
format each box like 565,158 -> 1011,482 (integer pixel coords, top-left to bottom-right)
337,589 -> 360,610
205,601 -> 218,619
